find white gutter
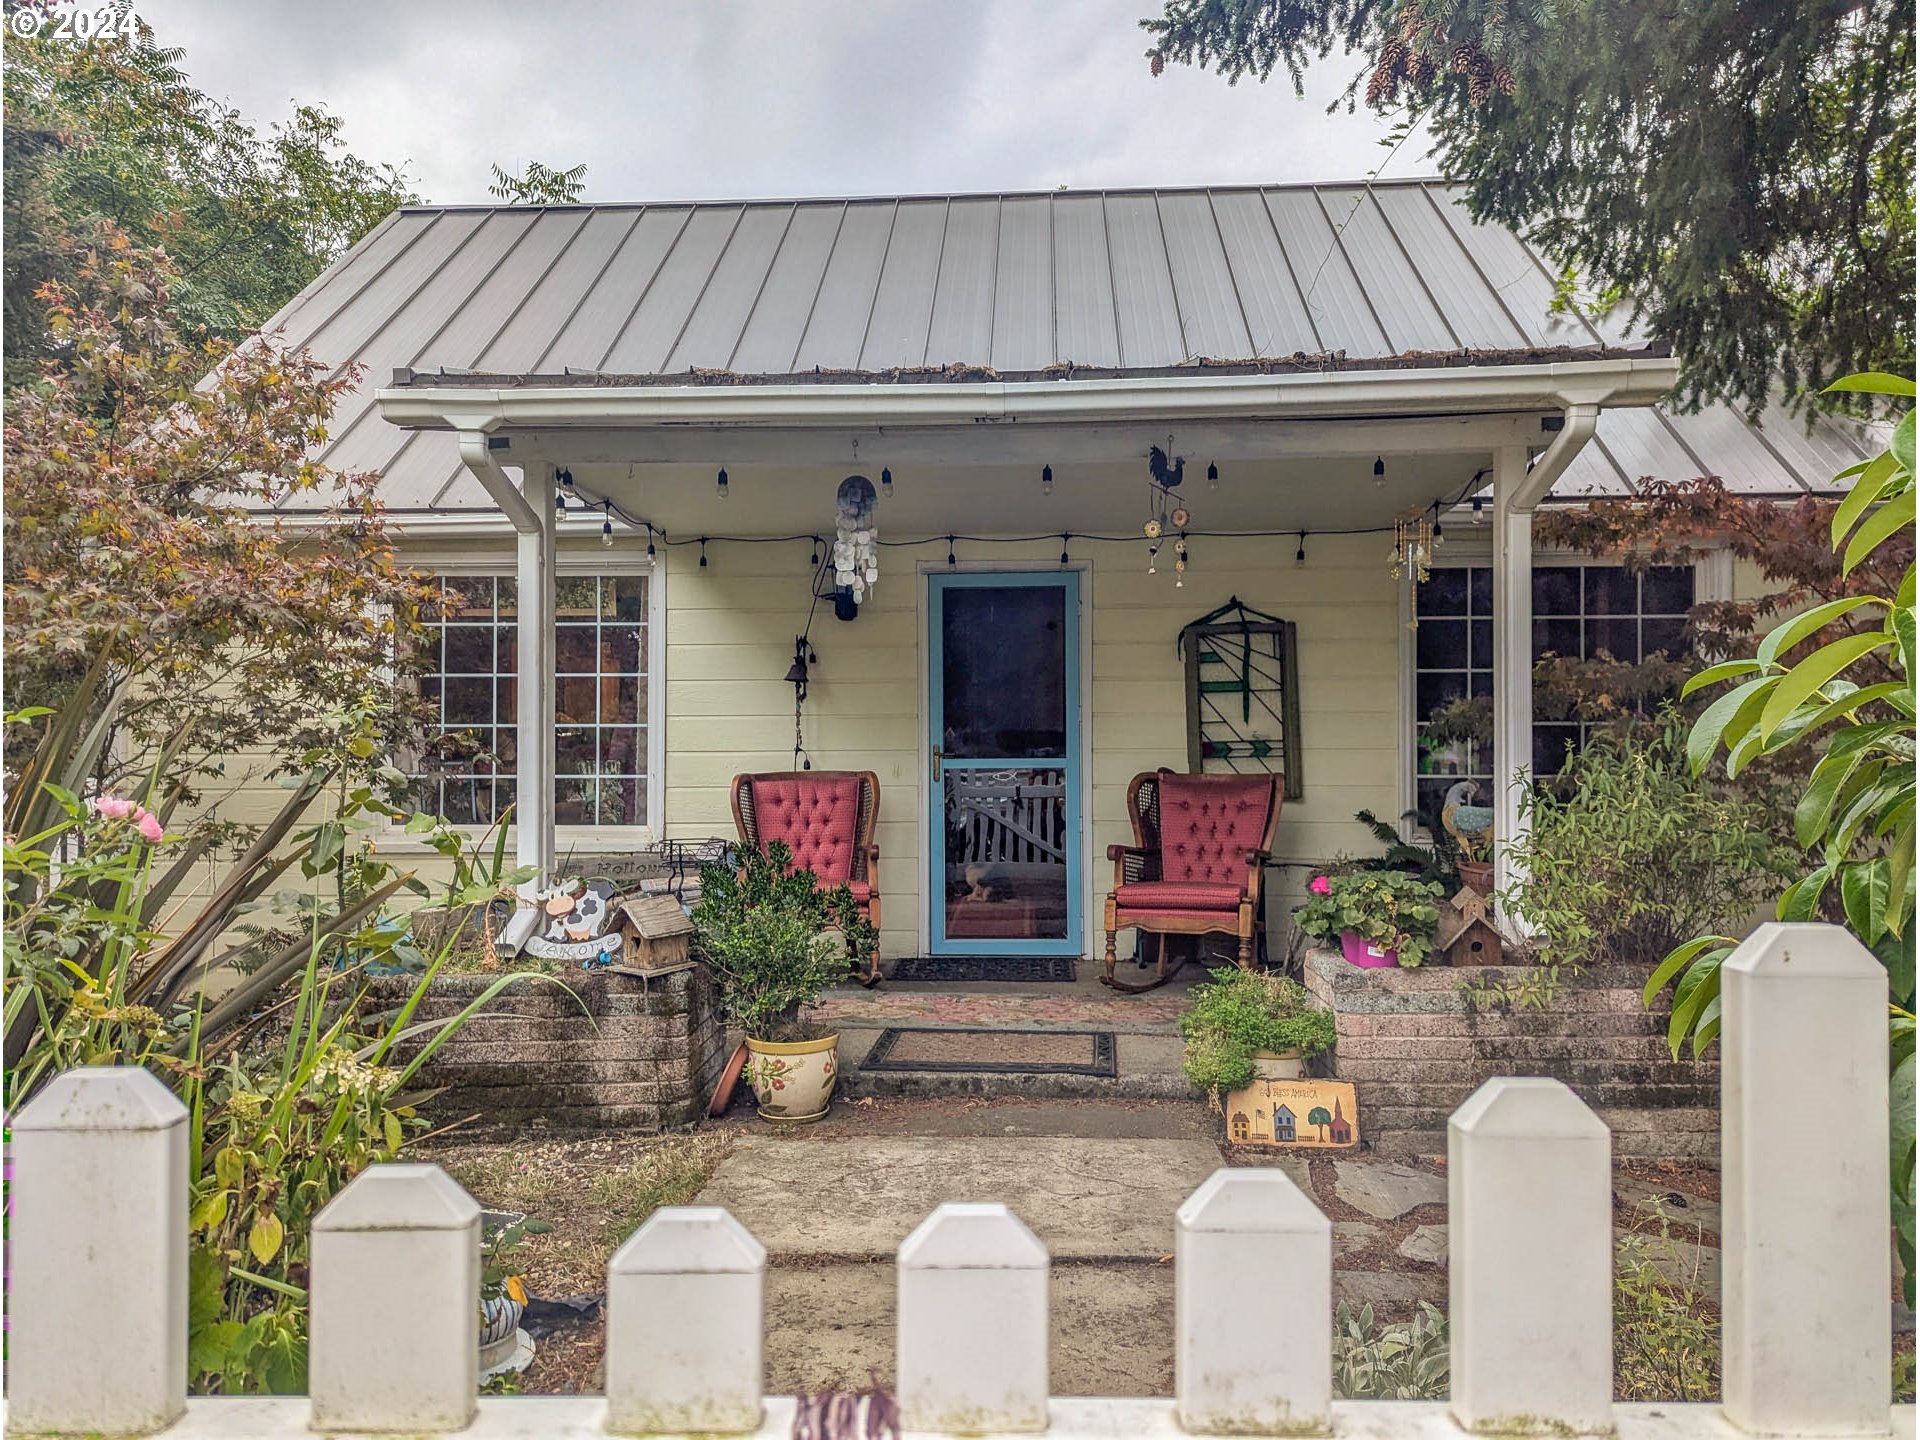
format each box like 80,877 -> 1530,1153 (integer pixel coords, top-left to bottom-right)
455,430 -> 540,532
1513,403 -> 1601,509
379,358 -> 1677,434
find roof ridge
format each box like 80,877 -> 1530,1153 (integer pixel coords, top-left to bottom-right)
395,177 -> 1459,215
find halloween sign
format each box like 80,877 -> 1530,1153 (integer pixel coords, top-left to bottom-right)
1224,1077 -> 1360,1150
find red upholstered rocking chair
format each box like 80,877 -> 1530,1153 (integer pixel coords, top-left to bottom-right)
1102,770 -> 1281,993
730,771 -> 884,987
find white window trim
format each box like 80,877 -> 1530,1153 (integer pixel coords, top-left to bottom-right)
386,543 -> 667,852
1396,543 -> 1725,839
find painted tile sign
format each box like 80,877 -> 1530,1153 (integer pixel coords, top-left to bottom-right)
1225,1077 -> 1360,1149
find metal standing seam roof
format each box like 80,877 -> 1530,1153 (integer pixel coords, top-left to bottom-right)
252,179 -> 1880,515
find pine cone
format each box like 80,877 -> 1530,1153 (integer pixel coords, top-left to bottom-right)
1149,51 -> 1165,77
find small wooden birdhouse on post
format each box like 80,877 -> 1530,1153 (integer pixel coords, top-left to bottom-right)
609,895 -> 697,977
1437,886 -> 1504,966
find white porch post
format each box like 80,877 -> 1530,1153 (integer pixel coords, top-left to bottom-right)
1490,443 -> 1534,900
1488,406 -> 1600,904
515,465 -> 556,888
455,431 -> 555,896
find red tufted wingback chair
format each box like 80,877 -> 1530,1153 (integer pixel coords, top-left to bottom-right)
1102,769 -> 1281,992
731,771 -> 883,985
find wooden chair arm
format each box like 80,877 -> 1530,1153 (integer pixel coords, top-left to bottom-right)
1106,843 -> 1153,862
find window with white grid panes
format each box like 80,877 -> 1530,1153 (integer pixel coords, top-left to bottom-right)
411,574 -> 649,827
1412,562 -> 1694,832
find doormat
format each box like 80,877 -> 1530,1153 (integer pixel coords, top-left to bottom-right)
861,1027 -> 1117,1077
886,955 -> 1077,983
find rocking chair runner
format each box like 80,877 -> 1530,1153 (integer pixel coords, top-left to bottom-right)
730,770 -> 884,986
1102,769 -> 1281,993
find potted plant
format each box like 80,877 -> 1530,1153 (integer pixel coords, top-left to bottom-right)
693,840 -> 876,1123
478,1212 -> 549,1380
1179,969 -> 1337,1102
1297,871 -> 1446,969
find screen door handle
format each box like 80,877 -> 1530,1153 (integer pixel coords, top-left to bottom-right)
931,745 -> 943,782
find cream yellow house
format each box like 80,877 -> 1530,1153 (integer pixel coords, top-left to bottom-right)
242,180 -> 1873,962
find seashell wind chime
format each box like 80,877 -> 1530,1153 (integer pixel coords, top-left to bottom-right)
833,474 -> 879,602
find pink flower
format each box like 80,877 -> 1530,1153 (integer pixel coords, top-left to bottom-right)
92,796 -> 134,820
134,809 -> 164,844
1309,875 -> 1332,895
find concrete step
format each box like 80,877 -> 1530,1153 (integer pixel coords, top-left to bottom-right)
834,1026 -> 1197,1102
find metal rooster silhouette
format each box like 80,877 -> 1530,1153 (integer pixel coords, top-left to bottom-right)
1148,444 -> 1185,489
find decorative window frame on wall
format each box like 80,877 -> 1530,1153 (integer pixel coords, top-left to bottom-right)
393,541 -> 667,849
1395,544 -> 1727,840
1179,618 -> 1304,800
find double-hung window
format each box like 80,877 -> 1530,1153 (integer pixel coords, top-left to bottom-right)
410,570 -> 654,831
1411,561 -> 1695,830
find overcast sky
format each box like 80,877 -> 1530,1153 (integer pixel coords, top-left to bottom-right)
141,0 -> 1434,204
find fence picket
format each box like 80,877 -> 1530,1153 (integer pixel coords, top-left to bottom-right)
606,1205 -> 766,1433
8,1066 -> 188,1437
1449,1076 -> 1613,1435
1722,922 -> 1891,1436
897,1202 -> 1050,1433
1175,1167 -> 1332,1433
309,1163 -> 480,1433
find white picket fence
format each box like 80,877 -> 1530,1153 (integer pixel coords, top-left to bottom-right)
7,922 -> 1913,1439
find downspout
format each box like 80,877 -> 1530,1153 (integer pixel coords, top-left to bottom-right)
455,432 -> 554,938
1490,403 -> 1600,912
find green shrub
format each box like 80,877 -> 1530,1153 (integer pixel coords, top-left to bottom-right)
1506,712 -> 1797,969
1613,1213 -> 1719,1403
1332,1301 -> 1449,1400
1296,870 -> 1447,968
693,841 -> 871,1041
1179,969 -> 1336,1096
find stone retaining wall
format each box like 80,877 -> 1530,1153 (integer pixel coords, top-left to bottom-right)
1304,952 -> 1718,1162
369,967 -> 727,1130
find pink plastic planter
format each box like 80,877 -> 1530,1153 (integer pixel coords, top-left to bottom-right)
1340,932 -> 1400,969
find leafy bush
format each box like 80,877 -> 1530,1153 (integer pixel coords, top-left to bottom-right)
1614,1216 -> 1719,1403
1505,712 -> 1797,970
1296,871 -> 1446,968
1332,1302 -> 1449,1400
1179,969 -> 1336,1097
693,841 -> 872,1041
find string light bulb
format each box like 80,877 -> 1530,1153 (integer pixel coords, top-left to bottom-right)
555,488 -> 567,519
1373,456 -> 1386,488
1295,531 -> 1307,567
1471,495 -> 1486,525
1207,461 -> 1219,492
601,499 -> 614,547
698,538 -> 709,568
946,535 -> 957,567
645,525 -> 656,559
1147,542 -> 1158,575
1061,533 -> 1072,567
716,468 -> 729,499
1042,463 -> 1054,496
881,466 -> 893,498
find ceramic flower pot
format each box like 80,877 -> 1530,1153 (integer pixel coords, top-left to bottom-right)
1340,931 -> 1400,969
477,1293 -> 532,1380
744,1033 -> 839,1122
1251,1049 -> 1306,1080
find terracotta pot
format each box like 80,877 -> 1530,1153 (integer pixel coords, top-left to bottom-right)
1340,931 -> 1400,969
744,1033 -> 840,1122
1251,1049 -> 1306,1080
1457,860 -> 1495,896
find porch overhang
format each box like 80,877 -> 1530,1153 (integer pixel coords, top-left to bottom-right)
386,359 -> 1668,934
375,356 -> 1678,443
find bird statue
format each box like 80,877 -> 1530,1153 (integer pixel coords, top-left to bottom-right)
1441,780 -> 1495,860
1148,444 -> 1185,489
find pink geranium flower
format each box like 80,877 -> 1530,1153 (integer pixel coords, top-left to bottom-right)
1309,875 -> 1332,895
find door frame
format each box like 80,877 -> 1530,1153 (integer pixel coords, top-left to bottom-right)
917,562 -> 1093,957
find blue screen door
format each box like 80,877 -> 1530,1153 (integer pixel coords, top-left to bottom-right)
927,572 -> 1082,955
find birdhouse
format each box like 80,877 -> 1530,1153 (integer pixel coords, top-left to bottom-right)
1437,886 -> 1504,966
609,895 -> 697,977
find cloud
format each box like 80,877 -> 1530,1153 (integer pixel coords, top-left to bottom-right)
141,0 -> 1430,203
